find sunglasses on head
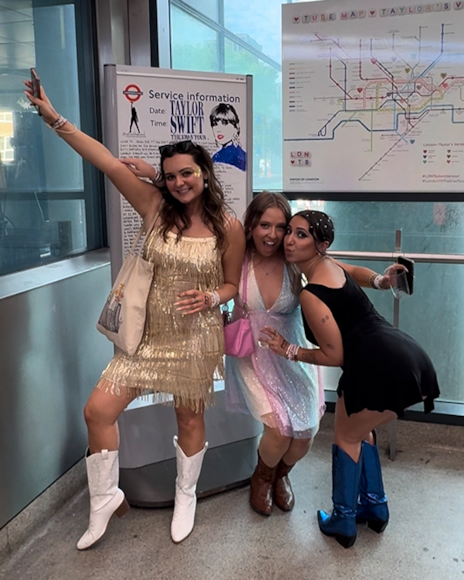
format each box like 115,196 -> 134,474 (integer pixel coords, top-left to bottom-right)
159,139 -> 197,157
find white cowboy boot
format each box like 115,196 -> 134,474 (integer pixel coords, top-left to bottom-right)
77,449 -> 129,550
171,436 -> 208,543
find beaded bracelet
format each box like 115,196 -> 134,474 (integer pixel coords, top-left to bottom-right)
208,291 -> 220,308
369,273 -> 383,290
48,114 -> 68,130
46,115 -> 78,136
55,123 -> 78,135
285,343 -> 300,361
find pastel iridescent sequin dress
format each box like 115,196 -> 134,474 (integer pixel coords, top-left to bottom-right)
97,228 -> 224,411
225,260 -> 324,439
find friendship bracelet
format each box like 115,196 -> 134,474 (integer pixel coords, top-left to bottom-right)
46,114 -> 67,131
55,122 -> 78,135
209,291 -> 220,308
287,344 -> 300,362
53,115 -> 67,130
369,273 -> 383,290
285,343 -> 300,362
46,114 -> 78,136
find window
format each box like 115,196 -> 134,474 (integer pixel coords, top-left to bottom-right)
290,200 -> 464,254
170,0 -> 295,190
0,112 -> 14,162
170,0 -> 323,189
0,1 -> 103,277
171,6 -> 220,72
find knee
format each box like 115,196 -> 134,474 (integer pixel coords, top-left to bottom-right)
83,399 -> 105,428
292,438 -> 311,455
334,430 -> 363,447
265,430 -> 291,453
176,409 -> 204,435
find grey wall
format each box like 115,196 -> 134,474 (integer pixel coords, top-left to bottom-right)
0,262 -> 113,529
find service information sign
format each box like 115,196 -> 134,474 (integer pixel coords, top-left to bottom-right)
282,0 -> 464,192
108,66 -> 251,257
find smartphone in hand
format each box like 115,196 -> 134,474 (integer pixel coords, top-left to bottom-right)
30,68 -> 42,116
396,256 -> 414,296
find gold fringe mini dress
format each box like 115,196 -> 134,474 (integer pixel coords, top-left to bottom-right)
97,227 -> 224,411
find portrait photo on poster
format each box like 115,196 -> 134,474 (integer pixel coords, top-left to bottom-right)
210,104 -> 247,171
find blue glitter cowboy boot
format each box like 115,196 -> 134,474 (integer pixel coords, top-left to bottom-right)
356,431 -> 389,533
317,444 -> 363,549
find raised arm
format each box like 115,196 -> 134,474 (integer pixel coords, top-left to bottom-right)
24,81 -> 161,220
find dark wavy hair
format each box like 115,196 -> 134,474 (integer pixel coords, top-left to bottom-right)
157,141 -> 231,251
244,191 -> 302,295
293,210 -> 335,253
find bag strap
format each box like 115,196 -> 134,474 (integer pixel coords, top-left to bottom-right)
242,255 -> 249,306
129,211 -> 160,254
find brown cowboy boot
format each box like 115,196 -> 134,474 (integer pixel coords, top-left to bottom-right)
273,460 -> 295,512
250,453 -> 278,516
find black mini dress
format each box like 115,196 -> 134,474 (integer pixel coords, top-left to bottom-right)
302,270 -> 440,417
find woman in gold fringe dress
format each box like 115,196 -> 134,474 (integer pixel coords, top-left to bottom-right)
25,82 -> 245,550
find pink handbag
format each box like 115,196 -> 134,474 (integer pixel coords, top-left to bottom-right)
224,257 -> 254,358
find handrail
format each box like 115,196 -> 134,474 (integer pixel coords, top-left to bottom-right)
327,250 -> 464,265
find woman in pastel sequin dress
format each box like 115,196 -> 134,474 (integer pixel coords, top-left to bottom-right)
225,193 -> 390,516
25,82 -> 245,549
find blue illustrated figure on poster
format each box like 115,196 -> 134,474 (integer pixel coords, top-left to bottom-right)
210,104 -> 246,171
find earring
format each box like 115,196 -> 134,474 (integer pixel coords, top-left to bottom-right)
204,180 -> 209,189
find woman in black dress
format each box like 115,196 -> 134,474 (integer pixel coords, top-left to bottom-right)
261,210 -> 439,549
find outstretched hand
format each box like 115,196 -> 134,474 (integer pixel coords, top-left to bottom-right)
120,158 -> 158,181
379,263 -> 408,290
23,81 -> 59,125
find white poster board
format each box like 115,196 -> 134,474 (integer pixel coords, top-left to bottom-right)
104,65 -> 252,272
282,0 -> 464,193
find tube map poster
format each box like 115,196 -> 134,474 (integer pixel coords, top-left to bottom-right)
282,1 -> 464,192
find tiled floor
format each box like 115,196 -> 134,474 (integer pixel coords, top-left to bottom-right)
1,416 -> 463,580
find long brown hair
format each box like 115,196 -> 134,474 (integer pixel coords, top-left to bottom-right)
157,141 -> 230,251
244,192 -> 302,295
